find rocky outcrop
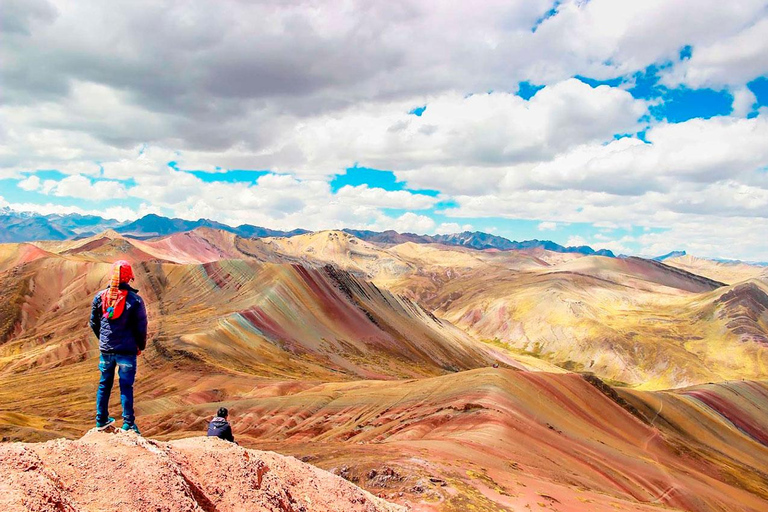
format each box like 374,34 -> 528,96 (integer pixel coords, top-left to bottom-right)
0,429 -> 405,512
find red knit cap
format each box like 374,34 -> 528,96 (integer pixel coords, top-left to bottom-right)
114,260 -> 134,283
102,260 -> 134,319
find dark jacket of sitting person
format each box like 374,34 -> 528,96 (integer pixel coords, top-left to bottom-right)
207,407 -> 235,443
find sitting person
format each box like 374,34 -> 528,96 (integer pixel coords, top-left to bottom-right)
207,407 -> 235,443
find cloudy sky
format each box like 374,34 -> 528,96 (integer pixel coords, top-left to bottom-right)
2,0 -> 768,260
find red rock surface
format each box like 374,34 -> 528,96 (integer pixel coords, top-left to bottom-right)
0,429 -> 406,512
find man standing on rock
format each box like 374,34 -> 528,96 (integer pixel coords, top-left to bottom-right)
90,260 -> 148,434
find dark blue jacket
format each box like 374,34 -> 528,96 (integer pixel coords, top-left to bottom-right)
90,283 -> 148,355
207,417 -> 235,442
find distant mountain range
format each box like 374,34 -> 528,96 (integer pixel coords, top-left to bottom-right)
0,208 -> 614,257
0,208 -> 118,243
652,249 -> 768,267
344,229 -> 615,256
0,209 -> 308,242
117,213 -> 309,239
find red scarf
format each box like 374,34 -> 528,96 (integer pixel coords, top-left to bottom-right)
102,260 -> 134,319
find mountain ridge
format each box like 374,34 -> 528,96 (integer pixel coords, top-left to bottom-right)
2,227 -> 768,510
1,208 -> 615,257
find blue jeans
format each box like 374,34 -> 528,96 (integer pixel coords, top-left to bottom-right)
96,352 -> 137,425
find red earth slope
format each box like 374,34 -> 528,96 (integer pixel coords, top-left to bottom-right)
144,368 -> 768,512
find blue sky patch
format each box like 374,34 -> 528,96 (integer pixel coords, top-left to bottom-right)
517,81 -> 545,100
331,167 -> 403,192
25,170 -> 69,180
188,170 -> 271,183
748,76 -> 768,108
650,86 -> 732,122
531,1 -> 560,33
331,167 -> 439,196
624,63 -> 733,121
627,63 -> 673,99
576,75 -> 625,88
409,105 -> 426,116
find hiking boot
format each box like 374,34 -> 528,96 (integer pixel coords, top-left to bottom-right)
121,422 -> 141,435
96,417 -> 115,430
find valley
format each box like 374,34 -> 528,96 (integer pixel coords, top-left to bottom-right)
1,228 -> 767,511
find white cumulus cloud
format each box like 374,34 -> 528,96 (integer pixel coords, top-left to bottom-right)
538,221 -> 557,231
